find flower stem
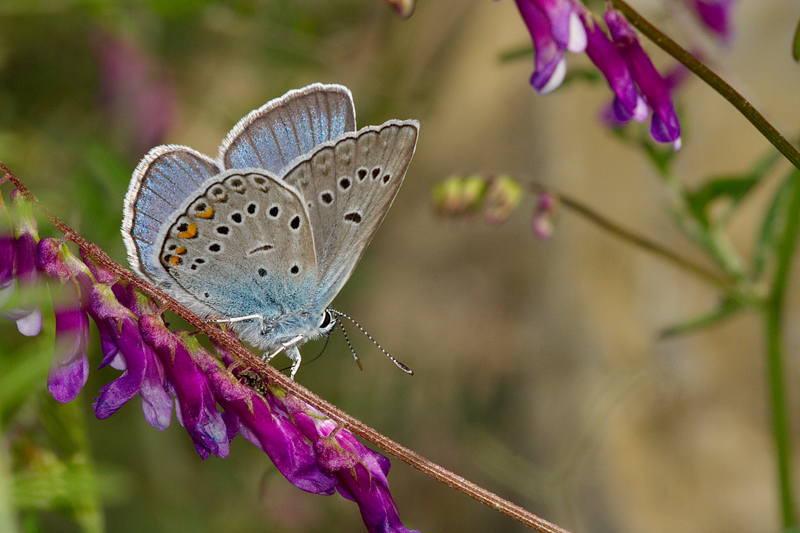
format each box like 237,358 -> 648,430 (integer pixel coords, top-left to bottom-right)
763,170 -> 800,529
609,0 -> 800,172
1,164 -> 571,533
529,182 -> 731,289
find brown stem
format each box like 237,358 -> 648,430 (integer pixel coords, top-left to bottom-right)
1,164 -> 570,533
528,181 -> 730,289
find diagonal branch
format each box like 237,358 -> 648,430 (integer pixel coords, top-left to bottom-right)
1,163 -> 570,533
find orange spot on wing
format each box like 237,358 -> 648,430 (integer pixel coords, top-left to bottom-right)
196,206 -> 214,218
178,223 -> 197,239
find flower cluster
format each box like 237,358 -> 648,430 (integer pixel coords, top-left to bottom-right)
433,174 -> 560,239
512,1 -> 682,149
0,187 -> 417,533
433,174 -> 524,225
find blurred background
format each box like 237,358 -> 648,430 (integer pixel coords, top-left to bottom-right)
2,0 -> 800,531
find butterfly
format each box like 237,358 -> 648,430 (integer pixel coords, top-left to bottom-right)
122,84 -> 419,377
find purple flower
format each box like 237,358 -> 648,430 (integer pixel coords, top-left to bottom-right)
514,0 -> 586,94
532,191 -> 558,239
0,192 -> 16,307
139,317 -> 228,458
381,0 -> 415,19
690,0 -> 735,43
605,9 -> 682,149
287,397 -> 418,533
38,238 -> 91,403
1,190 -> 42,336
91,284 -> 172,431
95,31 -> 177,157
582,14 -> 646,123
195,349 -> 337,494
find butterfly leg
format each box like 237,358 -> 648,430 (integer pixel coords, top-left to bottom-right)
264,335 -> 304,379
212,314 -> 265,332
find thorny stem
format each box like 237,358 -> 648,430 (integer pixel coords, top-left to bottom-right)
1,164 -> 570,533
609,0 -> 800,172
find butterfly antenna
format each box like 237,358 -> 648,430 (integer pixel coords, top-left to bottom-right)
337,318 -> 364,371
330,309 -> 413,375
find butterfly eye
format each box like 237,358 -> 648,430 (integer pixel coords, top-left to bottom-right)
319,310 -> 333,331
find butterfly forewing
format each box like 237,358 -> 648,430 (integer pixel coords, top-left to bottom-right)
123,146 -> 221,281
283,120 -> 418,308
220,84 -> 356,176
155,170 -> 318,325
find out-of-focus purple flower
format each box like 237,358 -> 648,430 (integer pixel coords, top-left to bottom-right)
514,0 -> 586,94
606,9 -> 682,150
91,284 -> 172,431
95,31 -> 177,158
0,191 -> 16,307
287,397 -> 418,533
689,0 -> 735,43
38,238 -> 91,403
140,317 -> 228,458
195,350 -> 337,494
532,192 -> 558,239
582,14 -> 647,123
1,190 -> 42,336
382,0 -> 415,19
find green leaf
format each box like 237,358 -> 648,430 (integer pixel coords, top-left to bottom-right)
499,45 -> 533,63
659,297 -> 743,338
793,18 -> 800,62
753,169 -> 800,281
685,174 -> 759,227
685,150 -> 781,229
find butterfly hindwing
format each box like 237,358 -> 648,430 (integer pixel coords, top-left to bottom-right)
219,84 -> 356,176
155,170 -> 318,330
283,120 -> 419,309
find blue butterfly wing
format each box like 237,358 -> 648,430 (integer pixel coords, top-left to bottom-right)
123,145 -> 221,283
219,84 -> 356,176
152,170 -> 319,348
282,120 -> 419,312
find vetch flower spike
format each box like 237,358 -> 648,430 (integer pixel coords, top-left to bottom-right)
139,318 -> 229,458
194,349 -> 337,495
91,284 -> 173,431
38,238 -> 91,403
582,13 -> 647,124
514,0 -> 587,94
3,190 -> 43,336
0,190 -> 16,308
605,8 -> 682,149
286,396 -> 419,533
